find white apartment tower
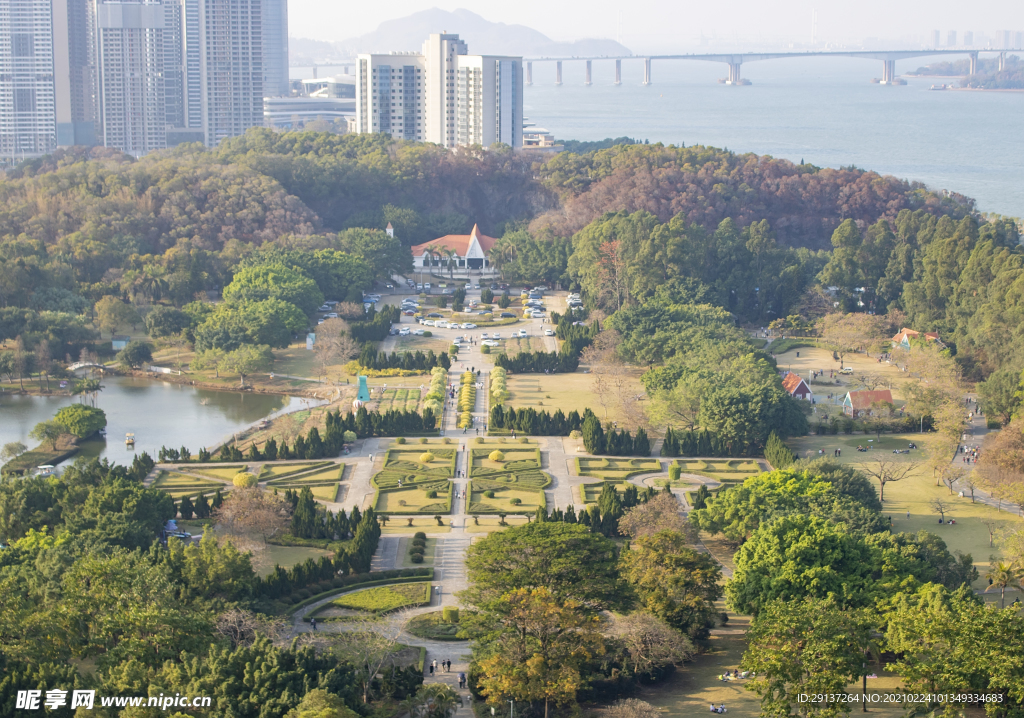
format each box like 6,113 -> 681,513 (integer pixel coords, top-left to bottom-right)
355,53 -> 424,140
95,0 -> 167,155
356,33 -> 522,150
422,32 -> 465,147
198,0 -> 262,146
53,0 -> 98,146
0,0 -> 57,157
260,0 -> 288,97
457,55 -> 521,148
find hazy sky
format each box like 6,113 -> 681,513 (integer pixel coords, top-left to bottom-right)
289,0 -> 1024,51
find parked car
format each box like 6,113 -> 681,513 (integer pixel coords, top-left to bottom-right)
403,309 -> 416,316
425,283 -> 432,290
839,367 -> 854,375
318,304 -> 331,312
412,328 -> 425,336
482,339 -> 500,347
517,329 -> 528,338
416,283 -> 424,290
399,327 -> 411,336
500,312 -> 516,318
480,332 -> 490,339
544,328 -> 555,336
492,332 -> 501,339
325,312 -> 339,319
385,283 -> 394,289
427,312 -> 443,318
462,322 -> 477,329
473,283 -> 481,289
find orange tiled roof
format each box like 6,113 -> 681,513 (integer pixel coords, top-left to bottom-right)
846,389 -> 894,411
411,224 -> 497,257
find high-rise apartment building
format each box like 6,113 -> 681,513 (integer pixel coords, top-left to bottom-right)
0,0 -> 57,157
261,0 -> 288,97
947,30 -> 957,46
162,0 -> 184,128
355,53 -> 424,140
931,30 -> 940,47
182,0 -> 201,127
963,30 -> 973,47
95,0 -> 167,155
198,0 -> 263,146
457,55 -> 521,148
356,33 -> 522,150
53,0 -> 97,146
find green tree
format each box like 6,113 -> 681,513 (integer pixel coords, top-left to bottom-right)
742,597 -> 875,718
29,419 -> 65,450
985,561 -> 1023,609
726,515 -> 878,616
116,340 -> 153,369
94,295 -> 141,337
619,530 -> 723,641
462,522 -> 621,611
222,344 -> 274,387
222,264 -> 324,316
145,306 -> 191,338
0,441 -> 27,462
52,404 -> 107,439
978,367 -> 1021,425
284,689 -> 360,718
338,228 -> 411,281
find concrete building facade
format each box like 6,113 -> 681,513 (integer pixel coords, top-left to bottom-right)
260,0 -> 288,97
0,0 -> 57,157
197,0 -> 262,146
53,0 -> 98,146
356,33 -> 522,149
95,0 -> 167,155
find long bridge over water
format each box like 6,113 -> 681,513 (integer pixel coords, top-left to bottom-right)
523,48 -> 1020,86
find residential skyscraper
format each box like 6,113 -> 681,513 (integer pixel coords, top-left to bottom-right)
162,0 -> 184,128
198,0 -> 263,146
0,0 -> 57,157
182,0 -> 201,127
261,0 -> 288,97
355,33 -> 522,150
94,0 -> 167,155
52,0 -> 97,146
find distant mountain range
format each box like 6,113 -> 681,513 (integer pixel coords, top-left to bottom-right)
289,8 -> 631,65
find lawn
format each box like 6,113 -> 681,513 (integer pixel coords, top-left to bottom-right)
468,445 -> 542,477
769,342 -> 915,407
490,336 -> 544,358
375,387 -> 424,413
372,445 -> 456,514
327,582 -> 432,613
575,457 -> 662,480
260,461 -> 334,480
265,465 -> 345,485
375,484 -> 452,514
380,518 -> 452,534
468,481 -> 546,515
186,465 -> 249,480
788,432 -> 1024,589
666,459 -> 765,484
465,516 -> 531,533
405,610 -> 469,641
503,371 -> 645,422
257,545 -> 334,577
393,336 -> 450,355
151,471 -> 226,498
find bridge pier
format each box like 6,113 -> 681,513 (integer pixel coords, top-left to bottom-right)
556,61 -> 562,85
881,59 -> 895,84
999,51 -> 1006,71
615,59 -> 621,85
969,52 -> 978,75
643,57 -> 651,85
585,60 -> 592,85
526,61 -> 532,85
727,62 -> 741,84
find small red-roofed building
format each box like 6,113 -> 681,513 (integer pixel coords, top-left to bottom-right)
891,328 -> 942,350
781,371 -> 813,401
410,224 -> 498,271
843,389 -> 894,417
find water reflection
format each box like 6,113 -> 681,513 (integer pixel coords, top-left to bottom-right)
0,376 -> 308,465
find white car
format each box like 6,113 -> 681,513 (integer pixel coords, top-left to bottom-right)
480,332 -> 490,339
492,332 -> 501,339
517,329 -> 527,338
544,328 -> 555,336
482,339 -> 500,347
462,322 -> 476,329
425,283 -> 432,290
438,321 -> 452,329
413,328 -> 425,336
422,320 -> 435,327
399,327 -> 411,336
325,312 -> 339,319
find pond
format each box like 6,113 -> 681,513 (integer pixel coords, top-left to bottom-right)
0,376 -> 313,466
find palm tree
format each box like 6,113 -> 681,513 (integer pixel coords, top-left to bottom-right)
443,248 -> 459,279
986,561 -> 1023,609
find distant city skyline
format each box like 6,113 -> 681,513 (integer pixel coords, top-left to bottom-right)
287,0 -> 1024,53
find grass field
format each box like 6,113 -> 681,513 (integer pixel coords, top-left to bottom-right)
328,582 -> 431,613
151,471 -> 226,499
788,432 -> 1024,589
257,545 -> 333,577
375,388 -> 423,413
490,335 -> 544,358
769,342 -> 914,406
575,457 -> 662,480
666,459 -> 764,484
186,465 -> 249,480
468,446 -> 542,477
260,461 -> 333,479
468,482 -> 546,514
392,336 -> 450,355
503,372 -> 645,422
465,516 -> 531,533
375,484 -> 452,514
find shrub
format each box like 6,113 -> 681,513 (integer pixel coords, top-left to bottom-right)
510,497 -> 522,505
233,472 -> 258,488
414,531 -> 427,540
449,345 -> 459,355
481,345 -> 490,354
442,606 -> 460,623
473,437 -> 484,444
668,464 -> 682,482
484,490 -> 496,498
419,437 -> 428,444
412,538 -> 427,549
519,437 -> 529,444
426,490 -> 438,499
410,553 -> 424,563
569,430 -> 582,439
343,430 -> 357,443
420,452 -> 435,463
442,437 -> 452,444
396,437 -> 406,444
489,450 -> 505,462
423,331 -> 432,337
